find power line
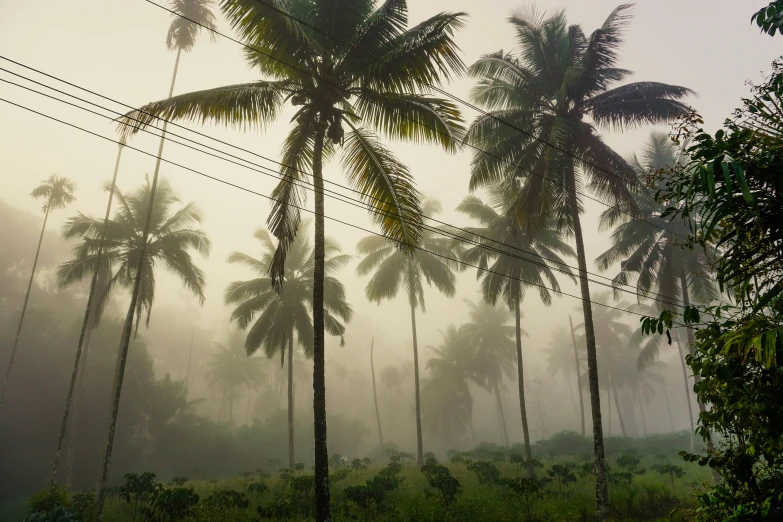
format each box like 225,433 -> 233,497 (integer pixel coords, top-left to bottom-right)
0,66 -> 687,309
0,94 -> 671,323
139,0 -> 693,244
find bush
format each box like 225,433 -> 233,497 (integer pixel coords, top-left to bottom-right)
28,486 -> 70,515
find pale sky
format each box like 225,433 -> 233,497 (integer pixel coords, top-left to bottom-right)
0,0 -> 780,436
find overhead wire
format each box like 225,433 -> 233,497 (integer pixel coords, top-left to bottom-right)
0,93 -> 673,323
0,63 -> 687,309
140,0 -> 694,245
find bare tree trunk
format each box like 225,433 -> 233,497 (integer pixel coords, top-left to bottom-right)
514,298 -> 534,476
610,379 -> 627,437
53,141 -> 125,485
663,386 -> 675,433
407,261 -> 424,467
0,204 -> 51,416
65,329 -> 92,489
469,418 -> 477,447
676,339 -> 696,451
680,271 -> 706,415
370,338 -> 384,451
494,382 -> 510,449
95,47 -> 181,521
218,389 -> 226,423
569,315 -> 586,437
288,335 -> 295,468
607,388 -> 611,436
184,328 -> 194,396
569,185 -> 609,517
311,126 -> 332,521
636,387 -> 647,436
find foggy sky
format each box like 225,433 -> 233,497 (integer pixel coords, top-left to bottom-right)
1,0 -> 779,445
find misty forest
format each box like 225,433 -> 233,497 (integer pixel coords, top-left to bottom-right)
1,0 -> 782,521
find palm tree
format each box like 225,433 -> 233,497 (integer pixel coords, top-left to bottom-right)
205,336 -> 265,424
119,4 -> 465,515
0,174 -> 76,415
595,131 -> 717,421
456,185 -> 574,470
544,326 -> 584,433
58,177 -> 209,514
423,324 -> 480,446
464,7 -> 693,513
462,299 -> 516,449
52,140 -> 127,486
224,223 -> 352,467
356,198 -> 458,465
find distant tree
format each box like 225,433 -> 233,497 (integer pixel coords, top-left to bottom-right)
204,335 -> 265,425
224,224 -> 352,466
0,173 -> 76,414
356,198 -> 459,465
456,186 -> 573,470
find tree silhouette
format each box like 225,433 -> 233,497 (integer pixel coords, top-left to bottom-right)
205,335 -> 265,425
224,223 -> 352,466
464,7 -> 693,512
356,198 -> 458,465
1,173 -> 76,414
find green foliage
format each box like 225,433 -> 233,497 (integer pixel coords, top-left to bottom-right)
28,486 -> 70,515
70,490 -> 96,522
652,464 -> 686,488
498,477 -> 549,517
534,431 -> 593,458
421,459 -> 462,506
753,1 -> 783,36
169,477 -> 188,487
25,506 -> 80,522
139,487 -> 199,522
342,462 -> 404,515
547,464 -> 577,494
201,490 -> 249,521
120,472 -> 163,522
466,460 -> 501,485
246,481 -> 268,500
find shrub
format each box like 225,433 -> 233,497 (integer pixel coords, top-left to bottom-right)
28,486 -> 70,515
466,460 -> 500,485
139,487 -> 199,522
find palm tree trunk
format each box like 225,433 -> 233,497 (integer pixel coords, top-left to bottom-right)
569,315 -> 586,437
0,203 -> 51,415
610,378 -> 627,437
95,48 -> 181,521
407,261 -> 424,467
311,125 -> 332,522
247,385 -> 251,425
218,389 -> 226,423
469,418 -> 477,447
287,335 -> 295,469
569,186 -> 609,516
680,271 -> 706,415
65,329 -> 92,489
53,140 -> 125,485
494,382 -> 510,449
676,339 -> 696,451
369,338 -> 384,451
607,388 -> 611,436
636,387 -> 647,437
514,298 -> 534,476
663,386 -> 675,433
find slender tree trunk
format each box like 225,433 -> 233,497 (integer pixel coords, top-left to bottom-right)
569,186 -> 609,517
229,385 -> 235,423
680,271 -> 706,415
184,328 -> 194,396
494,382 -> 510,449
607,388 -> 611,436
610,378 -> 627,437
53,141 -> 125,484
514,298 -> 534,476
569,315 -> 586,437
469,418 -> 477,447
311,125 -> 332,521
369,338 -> 384,451
407,262 -> 424,467
0,204 -> 51,415
218,389 -> 226,423
95,48 -> 181,521
676,339 -> 696,451
663,386 -> 675,434
636,387 -> 647,437
65,330 -> 92,489
287,335 -> 295,469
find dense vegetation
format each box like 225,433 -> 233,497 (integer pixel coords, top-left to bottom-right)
1,0 -> 782,521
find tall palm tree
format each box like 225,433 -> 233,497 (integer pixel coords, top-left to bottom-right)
119,4 -> 465,515
544,326 -> 584,433
462,299 -> 516,449
58,177 -> 209,514
205,336 -> 265,424
52,140 -> 127,486
464,7 -> 693,513
0,174 -> 76,415
595,131 -> 717,419
369,338 -> 384,451
356,198 -> 458,465
456,185 -> 574,470
423,324 -> 480,446
224,223 -> 352,467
